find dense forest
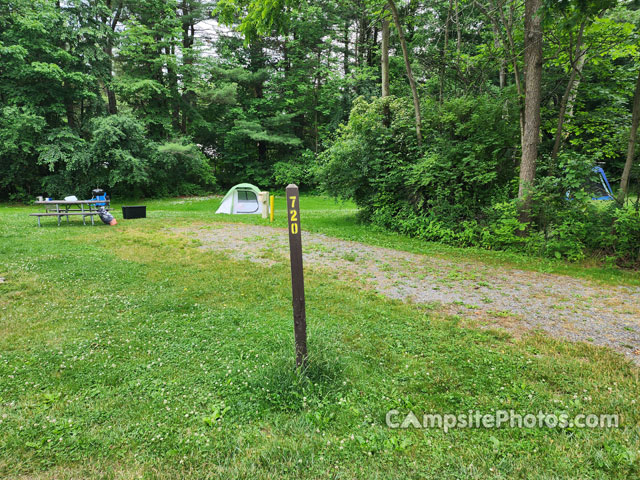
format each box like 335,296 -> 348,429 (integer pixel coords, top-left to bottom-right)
1,0 -> 640,262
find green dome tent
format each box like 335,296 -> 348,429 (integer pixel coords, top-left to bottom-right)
216,183 -> 262,214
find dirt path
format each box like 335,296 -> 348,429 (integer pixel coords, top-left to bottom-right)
175,223 -> 640,363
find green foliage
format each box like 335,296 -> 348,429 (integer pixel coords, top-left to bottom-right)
88,114 -> 155,194
0,0 -> 639,268
612,206 -> 640,266
320,94 -> 517,237
0,106 -> 46,200
216,0 -> 298,40
155,141 -> 217,196
35,115 -> 215,199
0,0 -> 220,200
322,95 -> 640,266
410,95 -> 520,218
319,96 -> 420,217
479,201 -> 528,251
37,127 -> 90,197
272,149 -> 318,188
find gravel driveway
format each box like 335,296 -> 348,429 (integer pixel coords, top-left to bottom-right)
175,223 -> 640,364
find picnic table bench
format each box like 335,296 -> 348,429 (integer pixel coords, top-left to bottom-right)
31,199 -> 110,227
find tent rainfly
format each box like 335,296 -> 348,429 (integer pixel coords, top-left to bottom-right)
590,166 -> 614,201
216,183 -> 263,214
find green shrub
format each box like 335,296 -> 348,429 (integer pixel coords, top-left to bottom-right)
545,220 -> 587,261
480,201 -> 528,251
319,95 -> 420,219
272,149 -> 318,189
613,207 -> 640,266
408,95 -> 519,219
154,141 -> 217,196
320,96 -> 640,267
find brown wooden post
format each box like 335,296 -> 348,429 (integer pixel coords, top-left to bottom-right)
286,184 -> 307,367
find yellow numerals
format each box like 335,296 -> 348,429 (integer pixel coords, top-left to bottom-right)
289,196 -> 299,235
289,209 -> 299,234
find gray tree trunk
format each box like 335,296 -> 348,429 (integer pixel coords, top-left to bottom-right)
620,69 -> 640,199
491,1 -> 524,143
551,20 -> 587,162
518,0 -> 543,221
105,0 -> 122,115
343,20 -> 349,76
387,0 -> 422,145
564,54 -> 586,122
492,23 -> 505,88
439,0 -> 453,104
381,16 -> 390,98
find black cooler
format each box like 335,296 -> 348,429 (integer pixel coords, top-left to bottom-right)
122,205 -> 146,219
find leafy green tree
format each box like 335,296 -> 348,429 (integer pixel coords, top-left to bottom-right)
0,0 -> 105,197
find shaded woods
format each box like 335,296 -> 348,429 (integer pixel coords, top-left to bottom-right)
1,0 -> 640,263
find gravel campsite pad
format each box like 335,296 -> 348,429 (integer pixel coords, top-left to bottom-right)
175,223 -> 640,363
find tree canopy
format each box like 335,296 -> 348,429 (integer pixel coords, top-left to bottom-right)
1,0 -> 639,262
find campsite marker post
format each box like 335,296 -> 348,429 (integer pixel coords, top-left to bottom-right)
286,184 -> 307,367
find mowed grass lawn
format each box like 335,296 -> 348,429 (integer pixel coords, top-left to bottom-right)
1,196 -> 639,479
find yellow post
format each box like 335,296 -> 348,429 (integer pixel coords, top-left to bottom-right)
270,195 -> 275,222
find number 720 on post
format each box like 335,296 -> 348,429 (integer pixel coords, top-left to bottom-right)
289,195 -> 299,235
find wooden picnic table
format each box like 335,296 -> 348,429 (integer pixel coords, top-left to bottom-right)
31,199 -> 111,227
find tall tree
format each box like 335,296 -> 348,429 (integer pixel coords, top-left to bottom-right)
518,0 -> 543,220
387,0 -> 422,145
620,68 -> 640,199
178,0 -> 210,133
439,0 -> 452,103
103,0 -> 123,115
381,13 -> 390,98
548,2 -> 618,163
551,19 -> 587,162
